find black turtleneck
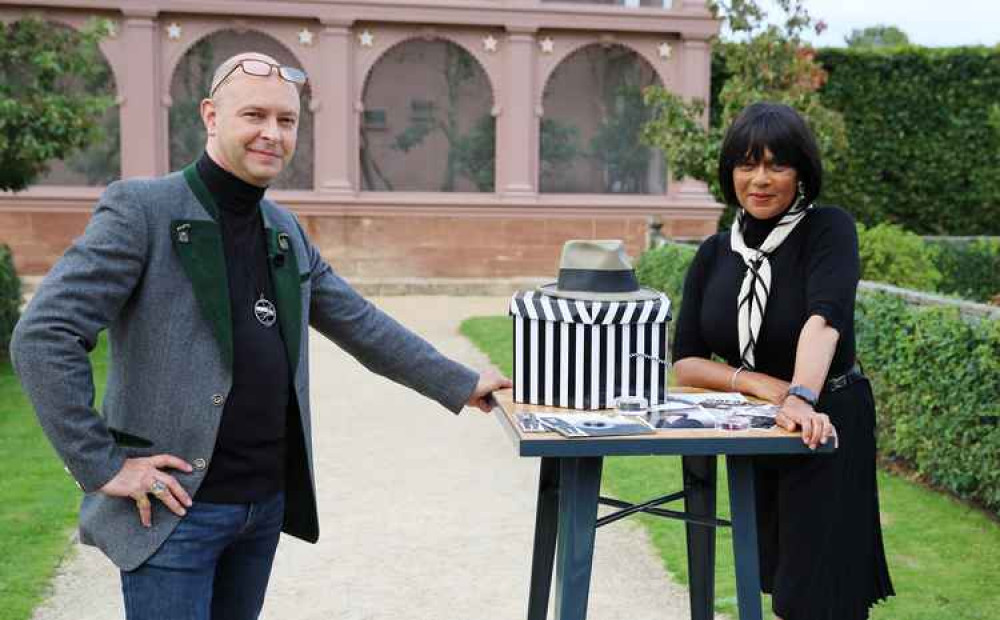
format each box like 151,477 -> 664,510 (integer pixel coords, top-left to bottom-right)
742,210 -> 784,249
194,152 -> 291,503
672,205 -> 860,382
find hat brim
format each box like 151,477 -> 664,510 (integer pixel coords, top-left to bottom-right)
537,282 -> 661,302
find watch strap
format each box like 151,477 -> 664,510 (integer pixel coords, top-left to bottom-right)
786,384 -> 819,407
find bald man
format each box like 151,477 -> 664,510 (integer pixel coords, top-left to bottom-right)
11,52 -> 509,620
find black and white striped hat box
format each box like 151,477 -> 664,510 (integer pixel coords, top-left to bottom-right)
509,290 -> 672,410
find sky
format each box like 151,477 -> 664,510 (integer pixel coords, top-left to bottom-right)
755,0 -> 1000,48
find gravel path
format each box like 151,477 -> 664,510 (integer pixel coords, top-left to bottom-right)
31,296 -> 704,620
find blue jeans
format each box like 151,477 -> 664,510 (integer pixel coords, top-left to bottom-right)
120,492 -> 285,620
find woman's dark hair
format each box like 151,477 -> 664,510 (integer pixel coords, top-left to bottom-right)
718,102 -> 823,208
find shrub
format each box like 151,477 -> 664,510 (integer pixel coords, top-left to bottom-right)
857,222 -> 942,291
930,238 -> 1000,304
0,245 -> 21,355
635,242 -> 697,310
856,293 -> 1000,513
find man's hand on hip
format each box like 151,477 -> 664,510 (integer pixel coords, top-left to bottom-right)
465,369 -> 512,413
100,455 -> 194,528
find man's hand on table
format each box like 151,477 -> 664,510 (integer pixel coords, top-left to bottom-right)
466,369 -> 512,413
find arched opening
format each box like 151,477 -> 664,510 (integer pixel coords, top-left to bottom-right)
540,43 -> 666,194
168,29 -> 314,190
360,38 -> 495,192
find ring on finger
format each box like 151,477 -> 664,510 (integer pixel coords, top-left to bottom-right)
135,496 -> 151,509
150,479 -> 168,496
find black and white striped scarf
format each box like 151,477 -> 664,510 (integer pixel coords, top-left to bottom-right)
730,200 -> 813,370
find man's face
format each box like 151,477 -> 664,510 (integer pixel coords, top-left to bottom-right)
202,68 -> 301,187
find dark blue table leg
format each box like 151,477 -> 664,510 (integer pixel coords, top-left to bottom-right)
682,455 -> 717,620
553,457 -> 603,620
726,455 -> 763,620
527,457 -> 561,620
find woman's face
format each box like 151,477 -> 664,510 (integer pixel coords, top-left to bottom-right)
733,147 -> 799,220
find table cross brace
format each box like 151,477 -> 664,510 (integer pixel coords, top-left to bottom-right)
597,493 -> 732,529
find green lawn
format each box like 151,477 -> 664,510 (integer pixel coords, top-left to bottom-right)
0,336 -> 106,620
461,315 -> 1000,620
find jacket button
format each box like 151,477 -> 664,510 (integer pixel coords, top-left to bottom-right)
211,394 -> 224,406
193,458 -> 207,470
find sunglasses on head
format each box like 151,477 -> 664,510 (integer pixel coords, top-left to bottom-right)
210,59 -> 308,98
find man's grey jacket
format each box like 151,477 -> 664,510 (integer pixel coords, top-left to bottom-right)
10,166 -> 479,571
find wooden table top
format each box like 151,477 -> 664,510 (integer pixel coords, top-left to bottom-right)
491,389 -> 836,458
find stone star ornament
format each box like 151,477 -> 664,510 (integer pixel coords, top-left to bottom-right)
166,22 -> 182,40
358,29 -> 375,47
298,28 -> 314,46
483,35 -> 498,53
539,37 -> 555,54
658,42 -> 673,59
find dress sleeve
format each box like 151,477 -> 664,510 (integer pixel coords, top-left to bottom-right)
672,236 -> 716,362
804,207 -> 860,334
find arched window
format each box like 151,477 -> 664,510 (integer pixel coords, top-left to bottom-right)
168,30 -> 314,190
36,21 -> 120,186
540,44 -> 666,194
361,39 -> 495,192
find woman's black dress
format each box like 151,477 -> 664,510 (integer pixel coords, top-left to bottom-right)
673,205 -> 895,620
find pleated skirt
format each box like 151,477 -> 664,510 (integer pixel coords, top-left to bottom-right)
753,378 -> 895,620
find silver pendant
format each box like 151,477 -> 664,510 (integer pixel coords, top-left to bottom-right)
254,295 -> 277,327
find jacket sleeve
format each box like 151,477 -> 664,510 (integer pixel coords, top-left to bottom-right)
10,181 -> 149,492
290,216 -> 478,414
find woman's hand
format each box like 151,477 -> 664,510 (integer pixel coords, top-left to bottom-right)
736,370 -> 790,404
775,396 -> 837,450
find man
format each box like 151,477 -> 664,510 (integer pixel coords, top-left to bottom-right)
10,51 -> 510,620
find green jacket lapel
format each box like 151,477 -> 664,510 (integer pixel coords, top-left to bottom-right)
176,164 -> 233,370
260,205 -> 302,374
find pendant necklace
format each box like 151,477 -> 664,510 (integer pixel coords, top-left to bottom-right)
245,216 -> 277,328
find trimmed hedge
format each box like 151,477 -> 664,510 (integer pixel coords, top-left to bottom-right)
0,245 -> 20,355
856,293 -> 1000,513
638,243 -> 1000,514
710,46 -> 1000,235
930,238 -> 1000,304
817,48 -> 1000,235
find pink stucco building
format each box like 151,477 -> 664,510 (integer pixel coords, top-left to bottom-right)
0,0 -> 722,278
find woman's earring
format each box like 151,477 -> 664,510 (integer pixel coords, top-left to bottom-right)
796,181 -> 806,205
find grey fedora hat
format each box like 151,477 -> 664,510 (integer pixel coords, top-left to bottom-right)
538,239 -> 660,302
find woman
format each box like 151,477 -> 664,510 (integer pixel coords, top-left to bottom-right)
673,102 -> 894,620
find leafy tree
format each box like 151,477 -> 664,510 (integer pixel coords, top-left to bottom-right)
387,43 -> 493,191
541,44 -> 660,193
169,38 -> 215,173
641,0 -> 847,216
0,17 -> 112,191
845,25 -> 910,48
589,84 -> 657,193
450,114 -> 496,192
448,114 -> 582,192
538,118 -> 582,189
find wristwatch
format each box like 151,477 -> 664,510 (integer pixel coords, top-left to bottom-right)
786,385 -> 819,407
